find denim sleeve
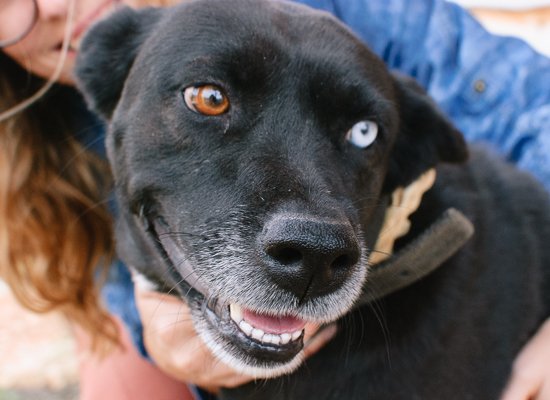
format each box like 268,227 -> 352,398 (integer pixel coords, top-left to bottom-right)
300,0 -> 550,191
102,261 -> 148,356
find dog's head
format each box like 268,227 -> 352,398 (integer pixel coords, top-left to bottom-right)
76,0 -> 467,377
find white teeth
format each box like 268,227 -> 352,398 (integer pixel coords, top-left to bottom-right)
291,330 -> 302,341
271,334 -> 283,345
280,333 -> 292,345
263,334 -> 277,345
229,303 -> 243,323
229,303 -> 305,346
238,320 -> 253,336
251,328 -> 265,341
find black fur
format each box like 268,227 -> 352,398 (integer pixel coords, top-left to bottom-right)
75,1 -> 550,398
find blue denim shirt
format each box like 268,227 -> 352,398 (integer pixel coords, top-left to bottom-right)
78,0 -> 549,387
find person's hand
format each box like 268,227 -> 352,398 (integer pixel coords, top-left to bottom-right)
500,318 -> 550,400
135,287 -> 337,393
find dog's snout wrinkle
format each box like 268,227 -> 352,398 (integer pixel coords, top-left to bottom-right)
261,214 -> 360,298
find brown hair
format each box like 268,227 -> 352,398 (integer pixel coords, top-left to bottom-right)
0,53 -> 118,350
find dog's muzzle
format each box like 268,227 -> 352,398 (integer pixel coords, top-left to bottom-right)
140,207 -> 366,376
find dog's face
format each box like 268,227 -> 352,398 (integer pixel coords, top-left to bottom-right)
76,0 -> 466,377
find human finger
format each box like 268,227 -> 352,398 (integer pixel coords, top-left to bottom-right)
303,323 -> 338,358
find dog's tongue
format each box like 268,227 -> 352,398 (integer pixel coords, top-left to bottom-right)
242,309 -> 306,334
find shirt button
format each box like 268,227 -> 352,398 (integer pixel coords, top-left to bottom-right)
474,79 -> 487,93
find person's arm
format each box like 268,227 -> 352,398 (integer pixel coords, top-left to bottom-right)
302,0 -> 550,191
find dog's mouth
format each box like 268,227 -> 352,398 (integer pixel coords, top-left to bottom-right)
204,299 -> 308,363
229,303 -> 305,346
143,213 -> 313,374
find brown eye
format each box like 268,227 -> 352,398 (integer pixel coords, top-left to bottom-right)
183,85 -> 229,116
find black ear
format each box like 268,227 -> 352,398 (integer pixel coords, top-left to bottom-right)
384,73 -> 468,191
74,7 -> 163,120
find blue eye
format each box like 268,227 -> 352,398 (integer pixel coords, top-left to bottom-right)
345,120 -> 378,149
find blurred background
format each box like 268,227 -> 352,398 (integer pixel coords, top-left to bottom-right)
1,1 -> 549,399
453,0 -> 550,55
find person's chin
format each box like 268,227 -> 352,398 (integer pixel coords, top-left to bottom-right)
47,50 -> 77,85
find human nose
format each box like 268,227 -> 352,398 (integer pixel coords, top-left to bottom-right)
35,0 -> 70,20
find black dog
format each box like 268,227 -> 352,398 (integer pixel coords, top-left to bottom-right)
75,0 -> 550,398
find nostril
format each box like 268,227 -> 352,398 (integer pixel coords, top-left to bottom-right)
331,253 -> 356,270
266,242 -> 359,271
267,245 -> 303,266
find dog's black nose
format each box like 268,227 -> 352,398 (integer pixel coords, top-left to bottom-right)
261,215 -> 360,298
